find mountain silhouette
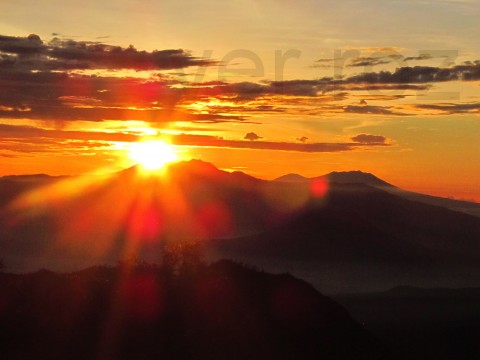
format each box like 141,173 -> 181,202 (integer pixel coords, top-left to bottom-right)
0,160 -> 281,272
207,181 -> 480,292
335,286 -> 480,360
0,261 -> 385,360
275,170 -> 392,187
274,173 -> 310,182
324,170 -> 393,187
1,160 -> 480,294
274,169 -> 480,217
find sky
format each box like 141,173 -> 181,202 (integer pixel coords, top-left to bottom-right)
0,0 -> 479,200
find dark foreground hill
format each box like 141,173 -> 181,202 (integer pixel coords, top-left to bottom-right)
335,286 -> 480,360
0,261 -> 384,360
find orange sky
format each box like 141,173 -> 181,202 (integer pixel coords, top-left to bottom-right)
0,0 -> 479,201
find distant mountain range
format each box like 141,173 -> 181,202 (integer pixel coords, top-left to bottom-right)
1,160 -> 480,294
275,170 -> 393,188
274,170 -> 480,218
207,181 -> 480,293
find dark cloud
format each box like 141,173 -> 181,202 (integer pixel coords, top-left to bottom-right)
349,58 -> 391,67
210,79 -> 431,100
0,102 -> 246,123
344,104 -> 406,116
348,53 -> 442,67
413,102 -> 480,114
0,34 -> 45,55
0,69 -> 250,123
355,94 -> 412,101
308,61 -> 479,90
0,124 -> 390,156
49,39 -> 217,70
171,134 -> 379,153
0,34 -> 229,124
403,54 -> 433,62
0,123 -> 138,142
0,34 -> 217,72
346,63 -> 480,83
244,132 -> 262,141
312,52 -> 443,69
351,134 -> 387,144
310,58 -> 335,68
348,54 -> 403,68
1,33 -> 479,127
0,123 -> 138,156
339,84 -> 430,92
315,58 -> 334,63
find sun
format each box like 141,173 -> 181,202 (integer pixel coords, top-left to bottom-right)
128,140 -> 178,171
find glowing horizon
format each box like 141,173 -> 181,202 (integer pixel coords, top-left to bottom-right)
0,0 -> 479,201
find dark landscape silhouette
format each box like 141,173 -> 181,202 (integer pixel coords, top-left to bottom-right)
1,2 -> 479,359
2,160 -> 480,292
0,260 -> 384,360
1,160 -> 480,359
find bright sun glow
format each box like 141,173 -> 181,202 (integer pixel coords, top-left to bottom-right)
128,140 -> 178,170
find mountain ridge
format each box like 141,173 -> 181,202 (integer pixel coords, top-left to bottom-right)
206,179 -> 480,292
2,158 -> 480,294
0,261 -> 385,360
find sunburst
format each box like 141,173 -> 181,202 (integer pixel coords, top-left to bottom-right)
128,140 -> 178,171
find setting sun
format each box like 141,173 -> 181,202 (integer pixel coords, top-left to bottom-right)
128,140 -> 178,170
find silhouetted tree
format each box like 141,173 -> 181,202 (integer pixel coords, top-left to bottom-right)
160,239 -> 204,277
116,256 -> 159,273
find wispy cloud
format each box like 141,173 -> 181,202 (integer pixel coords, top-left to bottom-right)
0,123 -> 391,155
412,102 -> 480,114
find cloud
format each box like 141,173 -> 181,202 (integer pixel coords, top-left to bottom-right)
312,51 -> 442,69
344,104 -> 406,116
0,101 -> 246,123
348,53 -> 446,67
0,34 -> 229,125
0,124 -> 390,156
50,40 -> 217,71
315,58 -> 334,63
171,134 -> 384,153
297,136 -> 308,143
0,123 -> 139,142
310,58 -> 336,68
0,34 -> 217,72
337,84 -> 430,92
218,78 -> 432,99
403,54 -> 433,62
0,34 -> 45,55
0,123 -> 131,156
244,132 -> 262,141
412,102 -> 480,114
345,63 -> 480,83
347,54 -> 403,68
1,33 -> 479,128
0,71 -> 252,123
351,134 -> 388,144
